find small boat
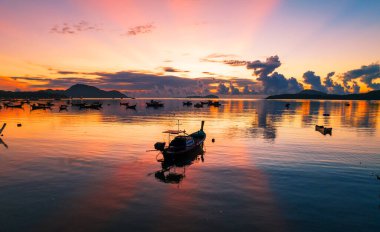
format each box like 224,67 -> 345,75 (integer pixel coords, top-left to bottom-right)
59,105 -> 68,111
183,101 -> 192,106
31,104 -> 51,110
146,100 -> 164,108
46,101 -> 54,107
194,103 -> 203,108
210,101 -> 221,107
345,103 -> 350,106
323,113 -> 330,116
315,125 -> 332,135
20,100 -> 30,105
126,104 -> 137,109
80,103 -> 102,110
71,102 -> 86,107
4,103 -> 23,108
154,121 -> 206,159
120,102 -> 129,106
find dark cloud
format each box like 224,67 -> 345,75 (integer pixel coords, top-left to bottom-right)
302,71 -> 327,92
217,82 -> 229,94
243,55 -> 303,94
258,72 -> 303,94
202,71 -> 216,75
200,53 -> 242,65
324,72 -> 335,87
125,23 -> 155,36
223,60 -> 248,66
246,55 -> 281,78
243,85 -> 251,94
229,82 -> 240,95
342,63 -> 380,90
161,67 -> 189,73
50,21 -> 100,34
352,81 -> 360,94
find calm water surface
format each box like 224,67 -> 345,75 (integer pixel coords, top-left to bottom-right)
0,99 -> 379,232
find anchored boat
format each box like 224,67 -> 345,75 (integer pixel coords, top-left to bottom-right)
154,121 -> 206,159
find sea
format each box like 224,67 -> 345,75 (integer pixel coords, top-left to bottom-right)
0,99 -> 379,232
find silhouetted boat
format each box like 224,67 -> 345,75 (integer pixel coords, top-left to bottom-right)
71,102 -> 86,107
31,104 -> 51,110
4,103 -> 23,108
194,103 -> 203,108
154,121 -> 206,159
126,104 -> 136,109
210,101 -> 221,107
80,103 -> 102,109
120,102 -> 129,106
59,105 -> 68,111
183,101 -> 192,106
323,113 -> 330,116
315,125 -> 332,135
146,100 -> 164,108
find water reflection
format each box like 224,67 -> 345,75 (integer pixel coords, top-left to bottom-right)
154,147 -> 205,185
1,98 -> 380,232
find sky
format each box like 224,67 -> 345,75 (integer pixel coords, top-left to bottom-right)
0,0 -> 379,96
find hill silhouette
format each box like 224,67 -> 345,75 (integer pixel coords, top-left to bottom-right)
266,90 -> 380,100
64,84 -> 126,98
0,84 -> 127,99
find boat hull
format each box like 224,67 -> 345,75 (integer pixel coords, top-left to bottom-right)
163,132 -> 206,159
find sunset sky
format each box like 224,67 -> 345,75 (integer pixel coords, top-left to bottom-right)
0,0 -> 379,96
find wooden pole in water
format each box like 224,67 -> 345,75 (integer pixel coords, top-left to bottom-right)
0,123 -> 6,135
201,121 -> 205,131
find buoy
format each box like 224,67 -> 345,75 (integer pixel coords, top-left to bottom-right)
212,138 -> 215,143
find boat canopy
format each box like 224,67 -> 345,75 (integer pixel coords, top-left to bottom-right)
162,130 -> 186,134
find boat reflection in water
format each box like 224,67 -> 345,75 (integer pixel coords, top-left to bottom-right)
154,146 -> 205,184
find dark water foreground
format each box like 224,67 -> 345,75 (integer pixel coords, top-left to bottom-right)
0,99 -> 379,232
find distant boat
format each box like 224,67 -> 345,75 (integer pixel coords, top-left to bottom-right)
120,102 -> 129,106
315,125 -> 332,135
31,104 -> 51,110
71,102 -> 86,107
59,105 -> 68,111
126,104 -> 136,110
194,103 -> 203,108
146,100 -> 164,108
183,101 -> 192,106
80,103 -> 102,110
4,103 -> 23,108
154,121 -> 206,159
345,103 -> 350,106
210,101 -> 221,107
323,113 -> 330,116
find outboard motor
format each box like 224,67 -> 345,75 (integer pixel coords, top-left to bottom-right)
154,142 -> 166,151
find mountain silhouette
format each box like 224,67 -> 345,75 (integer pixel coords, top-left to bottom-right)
0,84 -> 127,99
267,90 -> 380,100
64,84 -> 126,98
